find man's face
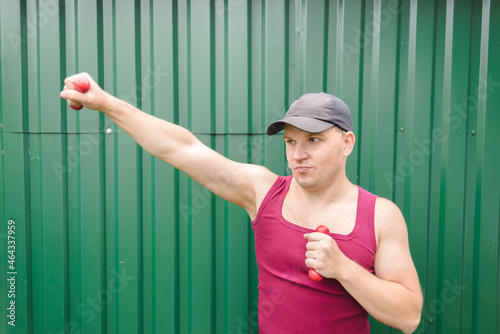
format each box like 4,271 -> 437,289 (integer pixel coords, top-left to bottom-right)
283,124 -> 351,192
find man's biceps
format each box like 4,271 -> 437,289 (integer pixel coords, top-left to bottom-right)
374,244 -> 414,278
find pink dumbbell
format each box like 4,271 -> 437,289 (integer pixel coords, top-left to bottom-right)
70,77 -> 90,110
308,225 -> 330,282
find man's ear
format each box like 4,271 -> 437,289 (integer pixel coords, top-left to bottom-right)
344,131 -> 355,157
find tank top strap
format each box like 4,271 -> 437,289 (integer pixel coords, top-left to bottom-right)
355,185 -> 378,253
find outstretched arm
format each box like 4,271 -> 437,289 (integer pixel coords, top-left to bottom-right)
60,73 -> 276,219
304,198 -> 422,333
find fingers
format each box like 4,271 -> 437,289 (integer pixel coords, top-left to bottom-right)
64,78 -> 73,89
60,89 -> 85,109
305,253 -> 322,273
305,258 -> 315,269
305,247 -> 325,263
305,250 -> 317,261
304,232 -> 331,249
304,235 -> 344,280
65,72 -> 91,85
304,231 -> 330,241
304,233 -> 335,269
61,73 -> 94,110
60,89 -> 84,101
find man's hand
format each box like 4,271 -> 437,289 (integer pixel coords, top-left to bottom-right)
304,232 -> 349,280
60,73 -> 116,112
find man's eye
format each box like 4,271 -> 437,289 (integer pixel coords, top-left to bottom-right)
309,137 -> 319,142
286,140 -> 295,144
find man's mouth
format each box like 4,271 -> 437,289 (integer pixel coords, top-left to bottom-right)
295,165 -> 312,173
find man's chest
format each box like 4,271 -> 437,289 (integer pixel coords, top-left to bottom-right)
281,199 -> 358,235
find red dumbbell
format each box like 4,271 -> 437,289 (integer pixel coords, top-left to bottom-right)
308,225 -> 330,282
70,77 -> 91,110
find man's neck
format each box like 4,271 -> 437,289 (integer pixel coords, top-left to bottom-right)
290,175 -> 357,207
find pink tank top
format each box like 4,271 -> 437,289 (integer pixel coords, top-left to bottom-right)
252,175 -> 378,333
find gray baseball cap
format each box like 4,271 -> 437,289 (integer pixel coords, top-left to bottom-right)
267,92 -> 352,135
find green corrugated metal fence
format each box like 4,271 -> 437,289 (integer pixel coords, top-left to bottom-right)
0,0 -> 499,333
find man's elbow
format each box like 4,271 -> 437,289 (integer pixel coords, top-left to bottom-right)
401,302 -> 423,333
401,314 -> 421,333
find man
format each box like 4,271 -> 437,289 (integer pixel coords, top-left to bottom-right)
61,73 -> 423,333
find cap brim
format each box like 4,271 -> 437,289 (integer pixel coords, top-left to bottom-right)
266,116 -> 334,135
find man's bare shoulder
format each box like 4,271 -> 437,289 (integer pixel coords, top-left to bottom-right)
375,197 -> 404,221
374,197 -> 408,246
240,164 -> 278,219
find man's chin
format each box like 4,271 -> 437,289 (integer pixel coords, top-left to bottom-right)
292,174 -> 322,192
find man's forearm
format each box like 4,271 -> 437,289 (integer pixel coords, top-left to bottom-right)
338,260 -> 422,333
100,94 -> 198,166
61,74 -> 199,166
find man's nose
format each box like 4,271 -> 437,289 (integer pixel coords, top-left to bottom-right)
292,143 -> 308,161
